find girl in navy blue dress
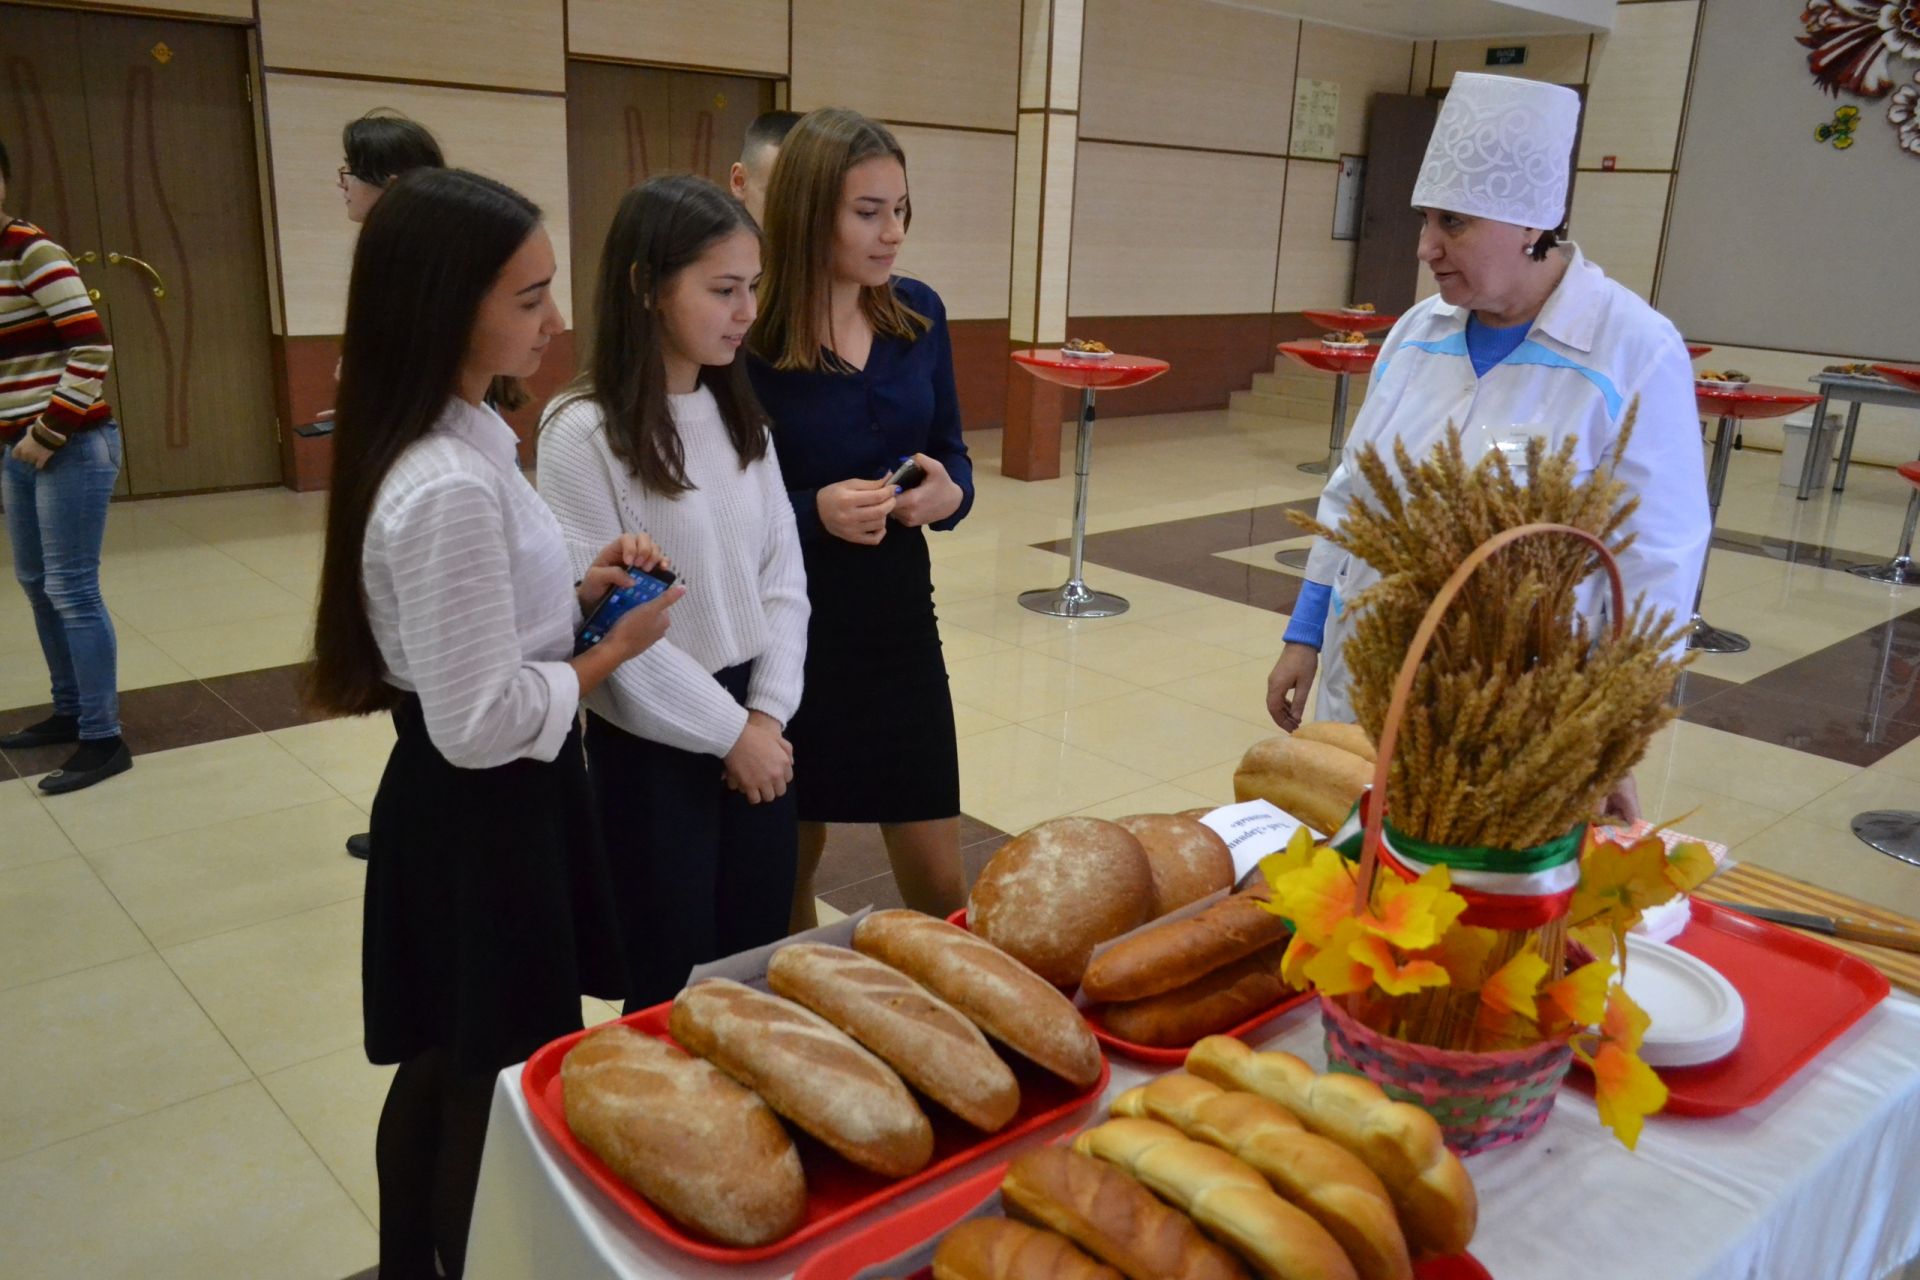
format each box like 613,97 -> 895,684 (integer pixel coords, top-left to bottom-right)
748,108 -> 974,930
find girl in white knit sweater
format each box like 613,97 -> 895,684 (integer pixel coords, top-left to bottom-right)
538,175 -> 808,1009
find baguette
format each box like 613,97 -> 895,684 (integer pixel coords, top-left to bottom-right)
1115,814 -> 1234,916
559,1025 -> 806,1247
1113,1074 -> 1410,1280
932,1217 -> 1124,1280
1292,721 -> 1377,763
1097,944 -> 1290,1047
1082,892 -> 1293,1004
1000,1146 -> 1249,1280
768,943 -> 1020,1132
853,910 -> 1103,1088
1072,1119 -> 1357,1280
1185,1036 -> 1475,1258
669,979 -> 934,1178
1233,737 -> 1373,835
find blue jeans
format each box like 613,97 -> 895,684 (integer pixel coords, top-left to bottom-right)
4,423 -> 122,739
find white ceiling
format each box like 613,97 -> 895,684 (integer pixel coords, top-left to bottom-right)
1209,0 -> 1615,39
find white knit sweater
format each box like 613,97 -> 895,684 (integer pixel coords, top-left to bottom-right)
537,386 -> 808,757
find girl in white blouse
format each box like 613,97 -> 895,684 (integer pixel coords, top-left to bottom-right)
539,174 -> 807,1009
307,168 -> 681,1280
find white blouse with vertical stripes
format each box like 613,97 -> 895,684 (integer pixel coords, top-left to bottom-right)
362,397 -> 582,770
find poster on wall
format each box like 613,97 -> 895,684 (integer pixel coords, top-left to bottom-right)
1291,79 -> 1340,160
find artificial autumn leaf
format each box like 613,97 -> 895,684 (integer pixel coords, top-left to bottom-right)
1480,950 -> 1549,1020
1363,864 -> 1468,951
1588,1041 -> 1668,1150
1349,931 -> 1451,996
1258,826 -> 1319,907
1280,929 -> 1319,990
1542,959 -> 1614,1030
1599,985 -> 1653,1055
1272,846 -> 1361,946
1301,918 -> 1376,995
1663,841 -> 1716,896
1567,834 -> 1674,933
1432,924 -> 1501,988
1569,918 -> 1619,968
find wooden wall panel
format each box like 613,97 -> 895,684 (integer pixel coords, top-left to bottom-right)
1431,35 -> 1589,87
1069,143 -> 1284,317
1579,0 -> 1696,170
1273,160 -> 1356,312
1412,40 -> 1435,94
891,126 -> 1014,321
1295,24 -> 1416,157
790,0 -> 1020,131
1568,171 -> 1669,301
264,74 -> 573,335
1009,114 -> 1044,343
1079,0 -> 1297,153
566,0 -> 788,76
258,0 -> 565,93
56,0 -> 252,18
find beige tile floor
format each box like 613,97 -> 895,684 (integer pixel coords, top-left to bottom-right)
2,406 -> 1919,1276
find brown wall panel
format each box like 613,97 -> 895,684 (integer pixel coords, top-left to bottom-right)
1061,314 -> 1280,418
949,319 -> 1010,433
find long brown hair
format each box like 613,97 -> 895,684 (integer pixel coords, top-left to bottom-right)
749,107 -> 927,372
306,168 -> 543,716
546,175 -> 768,496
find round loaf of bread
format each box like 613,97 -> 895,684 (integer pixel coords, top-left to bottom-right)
968,818 -> 1155,988
1116,814 -> 1234,915
560,1024 -> 806,1246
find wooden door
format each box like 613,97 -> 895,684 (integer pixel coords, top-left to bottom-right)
564,61 -> 773,336
76,12 -> 279,495
1350,93 -> 1440,315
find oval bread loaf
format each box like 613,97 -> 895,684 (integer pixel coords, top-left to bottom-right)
1095,944 -> 1291,1048
931,1218 -> 1124,1280
1115,814 -> 1234,916
1233,737 -> 1373,835
1081,891 -> 1292,1004
853,910 -> 1103,1088
1000,1145 -> 1249,1280
559,1024 -> 806,1246
968,818 -> 1155,988
1292,720 -> 1377,762
767,943 -> 1020,1132
668,978 -> 934,1178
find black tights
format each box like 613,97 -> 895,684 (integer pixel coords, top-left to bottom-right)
375,1049 -> 495,1279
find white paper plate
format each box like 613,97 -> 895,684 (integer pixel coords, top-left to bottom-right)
1620,935 -> 1745,1067
1632,895 -> 1692,945
1695,378 -> 1749,392
1058,347 -> 1113,360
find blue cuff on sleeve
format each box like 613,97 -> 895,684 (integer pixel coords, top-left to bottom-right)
1283,580 -> 1333,649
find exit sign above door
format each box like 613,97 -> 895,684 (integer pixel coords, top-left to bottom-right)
1486,46 -> 1528,66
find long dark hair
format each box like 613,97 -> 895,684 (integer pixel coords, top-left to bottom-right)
550,174 -> 767,497
307,168 -> 542,716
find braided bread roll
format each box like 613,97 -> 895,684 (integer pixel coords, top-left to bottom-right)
1184,1037 -> 1475,1258
1000,1146 -> 1249,1280
1072,1119 -> 1357,1280
1112,1074 -> 1410,1280
932,1218 -> 1123,1280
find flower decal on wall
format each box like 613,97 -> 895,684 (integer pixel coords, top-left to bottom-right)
1799,2 -> 1920,157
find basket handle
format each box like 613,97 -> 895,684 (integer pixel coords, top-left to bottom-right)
1353,522 -> 1626,908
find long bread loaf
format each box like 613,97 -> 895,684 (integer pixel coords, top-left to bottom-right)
1096,945 -> 1292,1047
1184,1036 -> 1475,1258
1082,892 -> 1293,1004
931,1218 -> 1123,1280
999,1146 -> 1249,1280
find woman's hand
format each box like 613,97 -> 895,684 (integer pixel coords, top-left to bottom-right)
576,533 -> 668,610
818,477 -> 895,545
599,585 -> 684,661
889,453 -> 963,528
1266,642 -> 1320,732
724,710 -> 795,804
10,434 -> 55,471
1601,772 -> 1642,826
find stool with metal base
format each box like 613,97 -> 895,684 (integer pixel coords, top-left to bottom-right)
1010,348 -> 1171,619
1848,460 -> 1920,586
1852,811 -> 1920,867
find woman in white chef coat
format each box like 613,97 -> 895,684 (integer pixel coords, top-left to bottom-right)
1266,74 -> 1710,820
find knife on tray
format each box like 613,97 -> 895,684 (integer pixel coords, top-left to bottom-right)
1711,901 -> 1920,953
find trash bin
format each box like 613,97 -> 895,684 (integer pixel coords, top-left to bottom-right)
1779,409 -> 1834,489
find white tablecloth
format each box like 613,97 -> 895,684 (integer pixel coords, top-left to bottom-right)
467,993 -> 1920,1280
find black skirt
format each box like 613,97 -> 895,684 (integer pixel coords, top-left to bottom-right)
787,523 -> 960,824
363,694 -> 626,1074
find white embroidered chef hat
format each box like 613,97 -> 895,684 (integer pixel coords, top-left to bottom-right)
1412,73 -> 1581,230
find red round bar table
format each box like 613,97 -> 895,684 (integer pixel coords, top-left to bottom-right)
1010,349 -> 1171,618
1876,363 -> 1920,393
1278,340 -> 1379,477
1299,307 -> 1398,335
1687,343 -> 1713,359
1689,383 -> 1821,653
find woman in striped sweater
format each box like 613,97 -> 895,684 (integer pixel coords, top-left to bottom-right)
539,174 -> 807,1009
0,139 -> 127,793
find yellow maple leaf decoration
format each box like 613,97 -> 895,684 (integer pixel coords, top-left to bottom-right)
1599,983 -> 1652,1054
1588,1042 -> 1667,1150
1363,864 -> 1468,951
1280,929 -> 1320,990
1271,846 -> 1361,946
1542,959 -> 1614,1030
1568,833 -> 1675,927
1350,931 -> 1451,996
1301,918 -> 1376,995
1480,950 -> 1549,1020
1663,841 -> 1715,896
1258,825 -> 1319,899
1433,924 -> 1501,988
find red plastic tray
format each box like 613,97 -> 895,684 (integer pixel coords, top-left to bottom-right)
1574,897 -> 1890,1116
792,1158 -> 1493,1280
945,909 -> 1310,1064
520,999 -> 1111,1263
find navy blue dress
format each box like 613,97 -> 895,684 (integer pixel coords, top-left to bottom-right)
748,277 -> 975,823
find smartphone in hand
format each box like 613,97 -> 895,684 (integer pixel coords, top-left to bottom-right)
883,456 -> 926,490
575,564 -> 680,654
